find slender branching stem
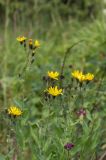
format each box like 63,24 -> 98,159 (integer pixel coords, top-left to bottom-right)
60,40 -> 84,87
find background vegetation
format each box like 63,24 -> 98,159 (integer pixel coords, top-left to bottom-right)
0,0 -> 106,160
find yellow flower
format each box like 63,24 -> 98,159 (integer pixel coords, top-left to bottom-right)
48,71 -> 59,80
72,70 -> 94,82
72,70 -> 85,82
85,73 -> 94,81
16,36 -> 27,43
29,39 -> 33,45
78,74 -> 85,82
29,39 -> 33,49
47,86 -> 63,96
72,70 -> 82,78
34,40 -> 40,48
8,106 -> 22,117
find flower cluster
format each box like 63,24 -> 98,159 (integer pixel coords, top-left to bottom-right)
16,36 -> 40,75
44,71 -> 63,97
17,36 -> 40,49
8,106 -> 22,117
76,108 -> 86,124
64,143 -> 74,150
72,70 -> 94,82
77,108 -> 86,117
29,39 -> 40,49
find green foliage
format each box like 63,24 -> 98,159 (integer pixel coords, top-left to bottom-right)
0,0 -> 103,27
0,2 -> 106,159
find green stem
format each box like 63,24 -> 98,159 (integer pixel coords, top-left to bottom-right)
3,0 -> 10,108
67,150 -> 71,160
60,40 -> 84,87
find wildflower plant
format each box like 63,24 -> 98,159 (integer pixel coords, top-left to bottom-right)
16,36 -> 40,77
1,32 -> 105,160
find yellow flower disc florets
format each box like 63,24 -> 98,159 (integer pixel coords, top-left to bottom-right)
47,86 -> 63,96
48,71 -> 59,80
16,36 -> 27,43
8,106 -> 22,117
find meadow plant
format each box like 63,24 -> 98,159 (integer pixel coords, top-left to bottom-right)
1,33 -> 105,160
16,36 -> 40,77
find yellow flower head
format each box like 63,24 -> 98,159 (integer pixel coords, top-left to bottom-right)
8,106 -> 22,117
48,71 -> 59,80
29,39 -> 33,49
16,36 -> 27,43
29,39 -> 33,45
72,70 -> 85,82
34,40 -> 40,48
47,86 -> 63,96
85,73 -> 94,81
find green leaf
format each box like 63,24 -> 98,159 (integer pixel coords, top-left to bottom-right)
0,155 -> 5,160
